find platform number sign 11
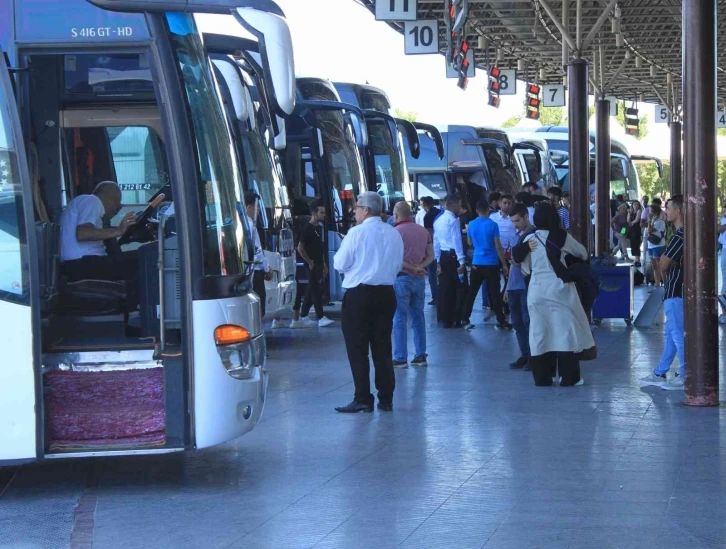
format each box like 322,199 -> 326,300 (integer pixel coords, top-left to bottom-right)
498,69 -> 517,96
718,110 -> 726,129
543,84 -> 565,107
376,0 -> 417,21
404,20 -> 439,54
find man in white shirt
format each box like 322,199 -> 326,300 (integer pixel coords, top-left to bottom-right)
59,181 -> 139,310
333,191 -> 404,413
415,198 -> 427,226
490,194 -> 518,252
244,193 -> 274,318
433,195 -> 465,327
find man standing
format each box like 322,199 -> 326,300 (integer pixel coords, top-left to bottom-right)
640,195 -> 685,390
421,196 -> 441,305
333,192 -> 404,413
547,186 -> 570,230
507,203 -> 535,368
462,198 -> 510,330
434,195 -> 466,328
392,202 -> 433,369
491,194 -> 517,316
294,201 -> 334,328
415,198 -> 427,226
244,193 -> 274,318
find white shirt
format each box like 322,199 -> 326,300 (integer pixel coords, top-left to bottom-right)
648,218 -> 666,248
247,215 -> 269,272
415,208 -> 426,227
333,217 -> 403,288
60,194 -> 107,262
433,210 -> 465,264
490,211 -> 517,251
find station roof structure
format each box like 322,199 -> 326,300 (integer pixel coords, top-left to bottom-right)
357,0 -> 726,107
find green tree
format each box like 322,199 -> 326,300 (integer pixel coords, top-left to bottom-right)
500,106 -> 566,128
393,108 -> 418,122
501,115 -> 521,128
615,101 -> 649,140
636,162 -> 670,200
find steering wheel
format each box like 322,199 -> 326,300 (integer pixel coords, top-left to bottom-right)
118,193 -> 167,246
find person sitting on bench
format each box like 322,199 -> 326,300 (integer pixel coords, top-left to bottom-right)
59,181 -> 139,311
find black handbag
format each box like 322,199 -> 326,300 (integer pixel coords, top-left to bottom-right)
647,231 -> 663,246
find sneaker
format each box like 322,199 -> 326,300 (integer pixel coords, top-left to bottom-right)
300,317 -> 317,327
411,355 -> 428,367
574,378 -> 584,386
552,376 -> 561,384
495,322 -> 513,331
463,322 -> 475,330
289,319 -> 311,329
318,317 -> 334,327
662,375 -> 685,390
271,319 -> 285,329
640,372 -> 668,386
509,356 -> 529,369
393,360 -> 409,369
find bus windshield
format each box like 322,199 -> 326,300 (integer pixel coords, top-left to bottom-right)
166,13 -> 249,277
313,109 -> 365,225
368,120 -> 405,213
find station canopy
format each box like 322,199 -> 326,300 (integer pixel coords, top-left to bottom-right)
357,0 -> 726,107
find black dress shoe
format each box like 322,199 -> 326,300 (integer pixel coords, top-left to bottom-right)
509,356 -> 529,369
377,403 -> 393,411
335,401 -> 373,413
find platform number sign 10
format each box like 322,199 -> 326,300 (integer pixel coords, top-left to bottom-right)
718,110 -> 726,129
655,105 -> 670,124
543,84 -> 565,107
376,0 -> 417,21
404,20 -> 439,54
498,69 -> 517,95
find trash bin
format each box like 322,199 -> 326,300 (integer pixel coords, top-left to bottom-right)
591,265 -> 634,325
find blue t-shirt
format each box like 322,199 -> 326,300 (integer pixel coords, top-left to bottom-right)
468,216 -> 500,266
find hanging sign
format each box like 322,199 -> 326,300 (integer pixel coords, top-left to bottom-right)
498,69 -> 517,95
404,20 -> 438,54
655,105 -> 670,124
446,50 -> 475,78
718,110 -> 726,128
542,84 -> 565,107
375,0 -> 417,21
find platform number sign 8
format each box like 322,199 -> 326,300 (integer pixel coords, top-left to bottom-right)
376,0 -> 417,21
718,111 -> 726,129
543,84 -> 565,107
499,69 -> 517,95
404,20 -> 439,54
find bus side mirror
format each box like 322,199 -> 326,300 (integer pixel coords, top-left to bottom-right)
620,158 -> 630,178
273,116 -> 286,150
344,112 -> 368,148
234,7 -> 296,118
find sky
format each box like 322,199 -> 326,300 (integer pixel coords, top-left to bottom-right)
196,0 -> 683,159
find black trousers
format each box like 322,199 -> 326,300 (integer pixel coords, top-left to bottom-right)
61,251 -> 139,311
301,264 -> 324,319
341,284 -> 397,405
253,270 -> 267,318
437,251 -> 460,325
530,352 -> 581,386
464,265 -> 505,324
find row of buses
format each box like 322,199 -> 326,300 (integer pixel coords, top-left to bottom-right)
0,0 -> 657,464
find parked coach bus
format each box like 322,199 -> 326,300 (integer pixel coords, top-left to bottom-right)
0,0 -> 295,463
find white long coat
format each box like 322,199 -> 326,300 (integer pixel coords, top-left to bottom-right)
521,230 -> 595,356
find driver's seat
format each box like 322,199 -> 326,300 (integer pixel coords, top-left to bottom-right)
57,278 -> 127,316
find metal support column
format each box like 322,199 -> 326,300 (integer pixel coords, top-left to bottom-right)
595,99 -> 611,257
683,0 -> 718,406
670,120 -> 682,196
568,58 -> 590,250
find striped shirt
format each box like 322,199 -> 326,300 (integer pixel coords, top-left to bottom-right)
663,226 -> 684,300
558,206 -> 570,230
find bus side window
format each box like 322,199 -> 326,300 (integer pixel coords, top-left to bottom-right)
303,158 -> 317,198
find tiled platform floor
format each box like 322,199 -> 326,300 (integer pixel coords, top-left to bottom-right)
3,288 -> 726,549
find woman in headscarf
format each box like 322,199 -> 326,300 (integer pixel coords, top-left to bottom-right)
512,202 -> 595,386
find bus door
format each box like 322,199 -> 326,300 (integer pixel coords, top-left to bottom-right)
511,142 -> 544,187
462,137 -> 520,194
0,52 -> 41,462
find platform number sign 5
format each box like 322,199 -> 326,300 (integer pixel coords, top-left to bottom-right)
718,111 -> 726,129
655,105 -> 670,124
543,84 -> 565,107
498,69 -> 517,95
404,20 -> 439,54
376,0 -> 417,21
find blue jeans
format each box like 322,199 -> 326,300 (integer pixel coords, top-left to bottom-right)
655,297 -> 685,378
481,280 -> 490,308
393,275 -> 427,361
427,261 -> 438,301
508,289 -> 530,357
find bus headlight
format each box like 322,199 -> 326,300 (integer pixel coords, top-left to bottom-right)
214,325 -> 266,380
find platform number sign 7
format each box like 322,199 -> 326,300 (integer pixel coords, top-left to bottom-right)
498,69 -> 517,95
543,84 -> 565,107
718,110 -> 726,129
376,0 -> 417,21
404,20 -> 439,54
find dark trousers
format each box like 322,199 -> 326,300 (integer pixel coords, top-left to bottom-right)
464,265 -> 505,324
454,268 -> 469,324
341,284 -> 397,405
301,264 -> 324,318
508,289 -> 530,357
530,352 -> 581,386
61,251 -> 139,311
437,251 -> 460,325
427,260 -> 438,301
253,270 -> 267,318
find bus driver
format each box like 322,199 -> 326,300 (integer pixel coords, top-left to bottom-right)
59,181 -> 140,311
